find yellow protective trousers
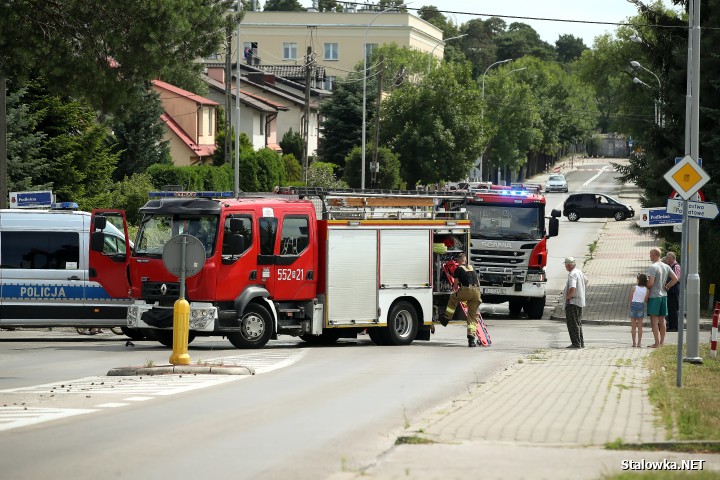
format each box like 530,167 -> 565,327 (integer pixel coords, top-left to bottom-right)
445,286 -> 481,336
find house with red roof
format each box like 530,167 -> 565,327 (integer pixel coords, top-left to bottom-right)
152,80 -> 219,166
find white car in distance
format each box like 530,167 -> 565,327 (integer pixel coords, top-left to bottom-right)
544,174 -> 568,193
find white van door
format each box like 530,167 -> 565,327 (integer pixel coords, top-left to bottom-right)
0,227 -> 86,326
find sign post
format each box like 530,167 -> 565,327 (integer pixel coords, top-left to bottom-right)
162,235 -> 206,365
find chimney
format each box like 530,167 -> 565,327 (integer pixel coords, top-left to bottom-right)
206,66 -> 225,83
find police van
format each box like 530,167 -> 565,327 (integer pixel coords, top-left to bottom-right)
0,204 -> 132,328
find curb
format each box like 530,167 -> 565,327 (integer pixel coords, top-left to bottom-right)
107,365 -> 255,376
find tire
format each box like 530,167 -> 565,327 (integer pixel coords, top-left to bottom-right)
566,211 -> 579,222
149,329 -> 197,348
508,301 -> 523,317
614,211 -> 626,221
227,304 -> 273,349
384,300 -> 419,346
526,296 -> 546,320
110,327 -> 124,335
120,326 -> 146,341
300,331 -> 340,345
368,327 -> 390,346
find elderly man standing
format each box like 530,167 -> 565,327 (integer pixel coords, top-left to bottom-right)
663,252 -> 682,332
646,248 -> 679,347
563,257 -> 588,349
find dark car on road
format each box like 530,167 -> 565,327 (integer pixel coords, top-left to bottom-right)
562,193 -> 635,222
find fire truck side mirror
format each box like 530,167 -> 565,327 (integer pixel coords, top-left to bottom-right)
225,234 -> 245,256
550,209 -> 561,218
548,217 -> 559,238
90,232 -> 105,252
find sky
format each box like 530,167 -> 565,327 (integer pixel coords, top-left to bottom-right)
296,1 -> 681,48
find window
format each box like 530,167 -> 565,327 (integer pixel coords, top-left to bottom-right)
324,43 -> 339,60
1,231 -> 79,270
259,217 -> 278,255
283,42 -> 297,60
222,215 -> 252,257
103,235 -> 126,255
280,216 -> 309,255
323,76 -> 336,90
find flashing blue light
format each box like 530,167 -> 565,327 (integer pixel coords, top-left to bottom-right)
148,191 -> 234,199
51,202 -> 79,210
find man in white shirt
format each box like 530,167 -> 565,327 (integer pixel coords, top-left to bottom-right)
646,248 -> 679,347
563,257 -> 588,349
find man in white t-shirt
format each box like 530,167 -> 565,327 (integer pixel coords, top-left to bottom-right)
646,248 -> 678,347
563,257 -> 588,349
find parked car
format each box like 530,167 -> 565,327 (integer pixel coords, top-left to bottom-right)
544,174 -> 568,193
562,193 -> 635,222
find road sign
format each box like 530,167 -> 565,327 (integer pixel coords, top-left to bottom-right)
664,155 -> 710,200
162,234 -> 206,278
670,189 -> 704,201
9,190 -> 53,208
675,156 -> 702,166
666,199 -> 720,220
637,208 -> 683,227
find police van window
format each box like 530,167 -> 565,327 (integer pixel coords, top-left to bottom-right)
280,216 -> 309,255
259,217 -> 278,255
222,215 -> 252,256
1,231 -> 79,270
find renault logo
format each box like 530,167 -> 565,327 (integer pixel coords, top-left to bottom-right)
160,284 -> 168,295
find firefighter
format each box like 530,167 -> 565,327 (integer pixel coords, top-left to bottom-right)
441,253 -> 482,347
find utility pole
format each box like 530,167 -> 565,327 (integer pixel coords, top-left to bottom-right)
0,76 -> 7,209
234,0 -> 241,197
371,55 -> 383,189
302,46 -> 313,184
225,28 -> 232,166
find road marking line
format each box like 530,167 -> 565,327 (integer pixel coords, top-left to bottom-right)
125,396 -> 153,402
96,403 -> 128,408
0,407 -> 97,432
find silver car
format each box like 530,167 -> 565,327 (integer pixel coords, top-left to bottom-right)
544,174 -> 568,193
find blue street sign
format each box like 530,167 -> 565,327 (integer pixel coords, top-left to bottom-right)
675,156 -> 702,166
638,207 -> 683,227
10,191 -> 53,208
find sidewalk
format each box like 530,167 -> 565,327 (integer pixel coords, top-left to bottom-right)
331,159 -> 720,479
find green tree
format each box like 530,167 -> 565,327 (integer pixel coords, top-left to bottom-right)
108,173 -> 156,225
112,89 -> 171,181
283,154 -> 303,182
459,18 -> 505,79
343,145 -> 401,189
263,0 -> 304,11
280,128 -> 304,161
254,148 -> 286,191
306,161 -> 347,189
318,0 -> 342,11
555,34 -> 587,63
379,63 -> 486,188
6,82 -> 50,191
495,23 -> 555,62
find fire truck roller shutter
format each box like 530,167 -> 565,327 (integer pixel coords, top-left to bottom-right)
327,229 -> 377,324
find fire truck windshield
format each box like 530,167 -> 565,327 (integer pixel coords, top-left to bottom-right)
135,215 -> 220,257
466,204 -> 543,240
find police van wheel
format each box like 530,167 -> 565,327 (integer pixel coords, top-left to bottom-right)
385,301 -> 419,346
150,330 -> 197,348
228,304 -> 273,349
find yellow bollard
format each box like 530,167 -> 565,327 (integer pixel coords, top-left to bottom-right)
169,298 -> 191,365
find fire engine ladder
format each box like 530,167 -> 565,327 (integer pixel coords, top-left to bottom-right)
291,187 -> 469,221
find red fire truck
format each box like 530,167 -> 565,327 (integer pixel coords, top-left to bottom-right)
90,189 -> 471,348
464,185 -> 560,319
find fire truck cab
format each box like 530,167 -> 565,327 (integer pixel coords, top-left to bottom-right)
465,186 -> 560,319
92,190 -> 471,349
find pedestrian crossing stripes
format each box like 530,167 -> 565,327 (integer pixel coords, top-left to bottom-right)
0,406 -> 97,432
0,349 -> 309,432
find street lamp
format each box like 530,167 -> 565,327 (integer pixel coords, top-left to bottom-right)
630,60 -> 663,126
476,59 -> 511,182
362,5 -> 407,190
426,34 -> 467,74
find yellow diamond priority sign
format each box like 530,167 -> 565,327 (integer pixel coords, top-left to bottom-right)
663,155 -> 710,200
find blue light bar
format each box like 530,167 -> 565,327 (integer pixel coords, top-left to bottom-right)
148,191 -> 234,199
51,202 -> 79,210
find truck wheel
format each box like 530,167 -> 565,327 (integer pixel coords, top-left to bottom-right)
566,211 -> 579,222
508,301 -> 523,317
385,301 -> 419,346
228,304 -> 273,349
149,329 -> 197,348
121,327 -> 146,341
525,297 -> 545,320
